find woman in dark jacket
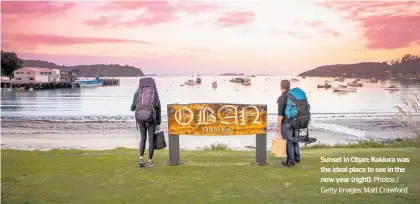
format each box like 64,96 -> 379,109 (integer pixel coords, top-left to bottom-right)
131,77 -> 161,168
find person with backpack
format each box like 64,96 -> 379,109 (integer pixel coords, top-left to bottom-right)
130,77 -> 161,168
276,80 -> 311,167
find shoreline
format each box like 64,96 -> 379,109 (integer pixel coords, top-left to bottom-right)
1,116 -> 410,151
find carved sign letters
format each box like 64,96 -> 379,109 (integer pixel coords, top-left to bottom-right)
167,103 -> 267,136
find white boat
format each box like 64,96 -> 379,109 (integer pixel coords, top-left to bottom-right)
184,80 -> 197,86
28,88 -> 34,91
212,77 -> 217,88
366,77 -> 378,83
347,80 -> 363,87
241,78 -> 251,86
334,77 -> 345,82
291,78 -> 300,82
75,76 -> 103,87
384,85 -> 399,91
333,85 -> 357,92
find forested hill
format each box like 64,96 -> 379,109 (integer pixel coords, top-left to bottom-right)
299,54 -> 420,79
23,59 -> 144,77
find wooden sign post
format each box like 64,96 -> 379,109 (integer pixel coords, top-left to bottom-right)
167,103 -> 268,166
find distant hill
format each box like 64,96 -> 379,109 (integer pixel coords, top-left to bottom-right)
299,54 -> 420,79
23,60 -> 144,77
219,73 -> 244,76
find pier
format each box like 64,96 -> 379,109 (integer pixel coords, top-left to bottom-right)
1,78 -> 120,91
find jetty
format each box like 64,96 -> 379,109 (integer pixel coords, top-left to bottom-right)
1,78 -> 120,91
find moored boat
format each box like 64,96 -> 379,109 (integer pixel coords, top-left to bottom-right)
347,80 -> 363,87
212,77 -> 217,88
291,78 -> 300,82
184,80 -> 197,86
334,77 -> 345,82
384,85 -> 399,91
75,76 -> 103,87
333,85 -> 357,92
230,77 -> 245,83
241,78 -> 251,86
317,83 -> 332,88
366,77 -> 378,83
196,74 -> 202,84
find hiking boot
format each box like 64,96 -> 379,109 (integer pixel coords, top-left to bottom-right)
147,161 -> 155,168
281,161 -> 295,167
138,159 -> 146,168
295,160 -> 300,164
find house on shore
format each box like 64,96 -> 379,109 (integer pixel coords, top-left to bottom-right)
13,67 -> 60,82
59,68 -> 81,82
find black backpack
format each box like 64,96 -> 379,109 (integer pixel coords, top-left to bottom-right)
285,88 -> 311,129
135,77 -> 157,123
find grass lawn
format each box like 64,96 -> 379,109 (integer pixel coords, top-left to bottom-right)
2,148 -> 420,204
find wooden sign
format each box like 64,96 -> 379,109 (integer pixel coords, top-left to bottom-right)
167,103 -> 267,136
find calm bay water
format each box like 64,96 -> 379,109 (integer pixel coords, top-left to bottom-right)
1,76 -> 419,150
2,76 -> 418,118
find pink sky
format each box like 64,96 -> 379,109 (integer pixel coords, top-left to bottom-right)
1,1 -> 420,75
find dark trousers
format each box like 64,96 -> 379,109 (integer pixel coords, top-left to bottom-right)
139,122 -> 156,160
281,123 -> 300,164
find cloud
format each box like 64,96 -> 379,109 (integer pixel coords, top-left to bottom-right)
1,33 -> 153,51
359,14 -> 420,49
102,1 -> 219,13
216,11 -> 256,27
1,1 -> 75,17
87,1 -> 220,27
317,1 -> 420,49
84,15 -> 123,27
317,1 -> 418,20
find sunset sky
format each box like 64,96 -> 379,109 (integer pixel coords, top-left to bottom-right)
1,0 -> 420,75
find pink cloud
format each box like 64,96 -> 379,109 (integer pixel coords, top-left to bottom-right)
1,1 -> 75,17
88,1 -> 220,27
102,1 -> 218,13
2,33 -> 153,51
102,1 -> 176,13
84,15 -> 122,27
318,1 -> 417,20
175,1 -> 219,14
118,13 -> 178,27
318,1 -> 420,49
216,11 -> 256,27
359,14 -> 420,49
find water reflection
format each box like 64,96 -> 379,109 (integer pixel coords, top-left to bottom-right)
1,76 -> 419,117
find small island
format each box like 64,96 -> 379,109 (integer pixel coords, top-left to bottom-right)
219,73 -> 245,76
299,54 -> 420,79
